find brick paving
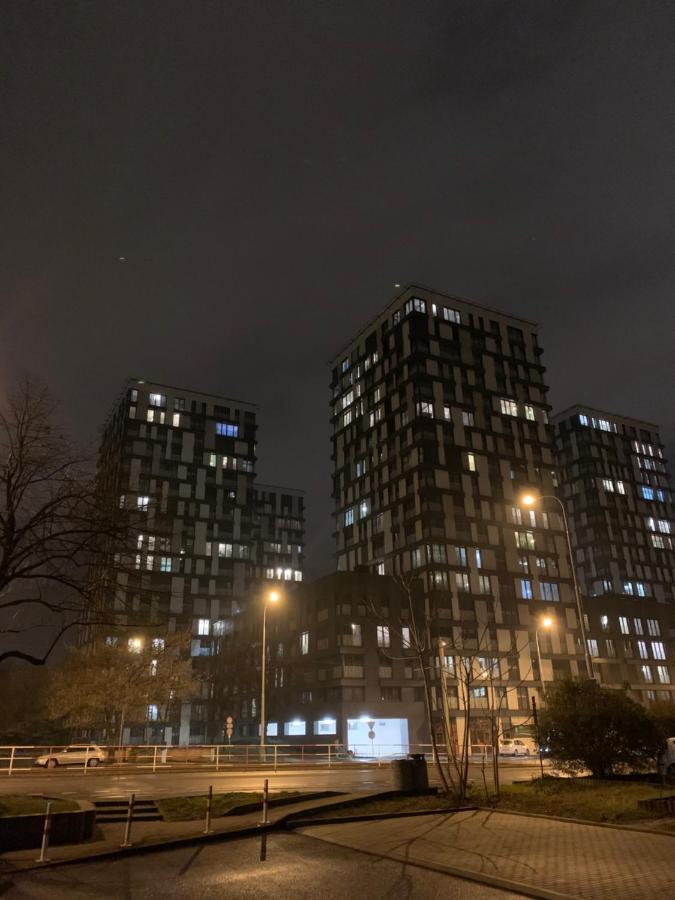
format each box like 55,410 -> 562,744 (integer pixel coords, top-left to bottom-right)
301,809 -> 675,900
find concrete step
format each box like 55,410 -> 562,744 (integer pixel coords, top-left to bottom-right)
93,798 -> 163,823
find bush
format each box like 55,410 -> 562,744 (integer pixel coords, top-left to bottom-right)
540,679 -> 661,777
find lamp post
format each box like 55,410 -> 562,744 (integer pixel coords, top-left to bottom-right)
535,616 -> 554,695
260,590 -> 280,750
521,492 -> 594,679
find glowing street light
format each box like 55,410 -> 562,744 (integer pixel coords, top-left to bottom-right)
519,491 -> 593,679
260,590 -> 281,749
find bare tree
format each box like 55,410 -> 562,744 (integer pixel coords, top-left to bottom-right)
0,378 -> 130,665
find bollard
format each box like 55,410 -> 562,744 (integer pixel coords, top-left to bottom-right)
120,792 -> 135,847
203,784 -> 213,834
152,746 -> 157,773
260,777 -> 269,825
8,746 -> 15,777
36,801 -> 52,862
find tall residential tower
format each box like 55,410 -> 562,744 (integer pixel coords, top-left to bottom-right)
329,284 -> 585,746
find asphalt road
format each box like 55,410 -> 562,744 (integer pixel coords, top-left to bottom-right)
0,832 -> 526,899
0,759 -> 546,800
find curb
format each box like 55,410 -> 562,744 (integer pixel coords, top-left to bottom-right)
477,805 -> 675,836
287,806 -> 477,828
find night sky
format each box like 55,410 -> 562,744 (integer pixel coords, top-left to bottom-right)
2,1 -> 673,577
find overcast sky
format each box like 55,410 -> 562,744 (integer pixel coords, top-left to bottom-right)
2,0 -> 673,576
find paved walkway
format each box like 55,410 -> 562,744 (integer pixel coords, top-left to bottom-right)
301,809 -> 675,900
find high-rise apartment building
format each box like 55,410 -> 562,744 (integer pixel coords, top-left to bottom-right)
552,406 -> 675,701
95,379 -> 304,744
329,284 -> 586,746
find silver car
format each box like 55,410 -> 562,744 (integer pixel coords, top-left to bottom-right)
34,744 -> 106,768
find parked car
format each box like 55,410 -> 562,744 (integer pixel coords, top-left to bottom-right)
34,744 -> 107,768
498,738 -> 536,757
658,737 -> 675,782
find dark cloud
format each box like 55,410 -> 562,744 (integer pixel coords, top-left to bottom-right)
1,0 -> 673,575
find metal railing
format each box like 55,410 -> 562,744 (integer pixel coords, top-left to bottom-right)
0,741 -> 508,775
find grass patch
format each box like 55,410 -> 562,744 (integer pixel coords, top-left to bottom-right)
0,795 -> 78,817
493,777 -> 670,824
300,778 -> 674,826
156,790 -> 300,822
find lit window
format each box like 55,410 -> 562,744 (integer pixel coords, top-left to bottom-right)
637,641 -> 648,659
519,578 -> 533,600
600,615 -> 609,631
377,625 -> 391,648
359,500 -> 369,519
511,506 -> 523,525
524,405 -> 535,421
404,296 -> 427,315
478,575 -> 491,594
466,453 -> 476,472
462,411 -> 475,427
475,548 -> 483,568
147,704 -> 159,721
344,508 -> 354,526
540,582 -> 560,602
515,531 -> 535,550
431,571 -> 448,588
145,554 -> 154,570
640,665 -> 653,683
402,627 -> 412,649
443,406 -> 451,421
634,618 -> 644,635
641,486 -> 655,500
216,422 -> 239,437
137,496 -> 149,511
606,639 -> 616,657
208,453 -> 217,467
579,414 -> 589,426
355,458 -> 367,477
172,413 -> 181,427
619,617 -> 629,635
284,720 -> 306,736
616,481 -> 626,495
647,619 -> 660,637
456,546 -> 468,566
455,572 -> 470,592
416,401 -> 433,418
300,631 -> 309,655
314,719 -> 337,735
603,479 -> 614,492
500,398 -> 518,416
636,582 -> 647,597
442,306 -> 461,324
587,639 -> 599,658
411,547 -> 424,568
197,619 -> 210,636
128,637 -> 143,653
342,409 -> 353,427
218,543 -> 233,557
159,557 -> 171,573
657,666 -> 671,684
652,642 -> 666,660
149,393 -> 166,407
294,570 -> 303,581
427,544 -> 447,564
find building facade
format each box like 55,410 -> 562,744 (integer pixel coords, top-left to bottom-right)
552,406 -> 675,702
94,378 -> 304,744
327,284 -> 589,747
218,572 -> 428,750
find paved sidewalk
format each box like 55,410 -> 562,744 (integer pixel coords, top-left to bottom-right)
0,792 -> 373,872
301,808 -> 675,900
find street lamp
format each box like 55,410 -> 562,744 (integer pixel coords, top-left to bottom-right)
260,589 -> 280,750
535,616 -> 554,692
521,492 -> 594,679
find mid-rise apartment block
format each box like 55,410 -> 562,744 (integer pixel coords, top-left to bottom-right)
95,379 -> 304,744
328,284 -> 587,747
553,406 -> 675,701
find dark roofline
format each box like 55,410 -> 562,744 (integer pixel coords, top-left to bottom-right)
552,404 -> 660,431
127,378 -> 258,411
330,281 -> 539,363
